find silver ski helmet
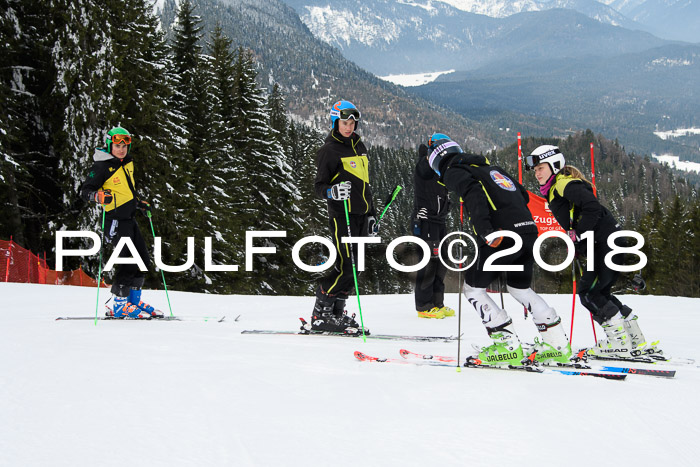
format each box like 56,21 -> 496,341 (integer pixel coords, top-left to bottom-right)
330,100 -> 361,130
106,126 -> 132,155
526,145 -> 565,174
427,133 -> 462,175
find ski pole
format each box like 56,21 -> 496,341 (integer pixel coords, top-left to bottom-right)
577,256 -> 598,343
498,275 -> 505,309
378,185 -> 403,223
457,197 -> 464,372
146,211 -> 174,317
569,256 -> 577,343
94,207 -> 106,326
344,199 -> 367,342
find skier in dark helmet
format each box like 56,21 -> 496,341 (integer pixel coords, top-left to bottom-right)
425,133 -> 571,366
80,126 -> 162,319
526,144 -> 659,358
307,100 -> 377,335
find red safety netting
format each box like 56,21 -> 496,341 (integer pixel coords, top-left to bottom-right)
0,238 -> 108,287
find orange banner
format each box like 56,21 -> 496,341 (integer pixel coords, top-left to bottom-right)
526,191 -> 565,235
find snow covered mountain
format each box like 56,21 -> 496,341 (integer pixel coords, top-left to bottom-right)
440,0 -> 635,25
602,0 -> 700,42
284,0 -> 668,74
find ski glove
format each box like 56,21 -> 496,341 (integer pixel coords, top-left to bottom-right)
137,200 -> 152,215
92,190 -> 113,205
487,236 -> 504,248
328,181 -> 351,200
416,207 -> 428,220
567,230 -> 580,243
418,143 -> 428,159
486,229 -> 504,248
367,216 -> 378,237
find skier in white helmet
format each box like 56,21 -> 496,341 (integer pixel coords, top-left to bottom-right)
526,144 -> 658,358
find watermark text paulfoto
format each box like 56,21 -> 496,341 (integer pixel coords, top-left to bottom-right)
55,229 -> 646,273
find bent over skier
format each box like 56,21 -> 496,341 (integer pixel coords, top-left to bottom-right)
80,126 -> 162,319
426,133 -> 572,366
308,100 -> 377,335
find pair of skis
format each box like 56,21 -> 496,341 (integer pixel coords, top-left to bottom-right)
56,315 -> 230,322
355,349 -> 677,379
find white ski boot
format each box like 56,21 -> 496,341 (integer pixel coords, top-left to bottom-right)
588,317 -> 633,358
624,314 -> 662,356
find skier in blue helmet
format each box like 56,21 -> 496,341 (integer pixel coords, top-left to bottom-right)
423,133 -> 571,367
412,136 -> 455,319
306,100 -> 377,335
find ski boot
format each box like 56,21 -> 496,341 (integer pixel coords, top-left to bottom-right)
333,297 -> 368,333
306,293 -> 364,335
624,313 -> 662,356
530,318 -> 573,364
587,317 -> 633,358
129,287 -> 164,318
417,307 -> 445,319
473,320 -> 524,367
111,295 -> 151,319
438,305 -> 455,317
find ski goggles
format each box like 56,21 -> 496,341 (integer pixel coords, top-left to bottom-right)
331,108 -> 361,121
524,148 -> 560,170
111,134 -> 132,145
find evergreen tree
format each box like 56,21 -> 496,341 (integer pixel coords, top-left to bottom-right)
202,24 -> 244,292
166,0 -> 214,290
232,47 -> 301,293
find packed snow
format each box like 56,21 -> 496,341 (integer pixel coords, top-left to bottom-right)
2,282 -> 699,466
379,69 -> 455,87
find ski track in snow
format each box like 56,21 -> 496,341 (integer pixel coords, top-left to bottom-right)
1,282 -> 699,466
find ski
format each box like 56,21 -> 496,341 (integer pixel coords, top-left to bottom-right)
56,315 -> 227,322
399,348 -> 458,363
462,356 -> 626,380
354,351 -> 454,367
578,349 -> 694,366
358,351 -> 624,379
398,349 -> 626,380
242,329 -> 458,343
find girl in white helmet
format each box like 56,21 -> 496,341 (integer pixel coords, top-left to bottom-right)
526,144 -> 658,358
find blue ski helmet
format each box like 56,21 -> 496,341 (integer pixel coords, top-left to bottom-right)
427,133 -> 462,175
106,126 -> 132,155
330,100 -> 361,130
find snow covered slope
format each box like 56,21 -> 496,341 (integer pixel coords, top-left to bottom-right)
1,282 -> 699,466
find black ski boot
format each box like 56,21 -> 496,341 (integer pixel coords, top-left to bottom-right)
333,297 -> 369,335
305,292 -> 366,335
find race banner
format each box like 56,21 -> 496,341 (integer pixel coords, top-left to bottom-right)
526,191 -> 565,235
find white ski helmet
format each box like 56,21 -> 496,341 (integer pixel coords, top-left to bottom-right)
526,145 -> 565,174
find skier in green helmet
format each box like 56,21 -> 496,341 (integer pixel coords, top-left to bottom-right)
80,126 -> 163,319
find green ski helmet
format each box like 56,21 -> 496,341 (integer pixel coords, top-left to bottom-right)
106,126 -> 132,154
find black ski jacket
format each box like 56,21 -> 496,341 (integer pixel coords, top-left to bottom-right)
545,174 -> 620,242
438,152 -> 537,243
80,148 -> 139,220
314,130 -> 375,217
413,157 -> 450,224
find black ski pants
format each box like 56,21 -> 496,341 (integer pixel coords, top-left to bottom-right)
105,217 -> 151,297
578,241 -> 626,324
414,222 -> 447,311
466,232 -> 536,290
319,212 -> 369,299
